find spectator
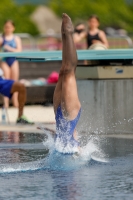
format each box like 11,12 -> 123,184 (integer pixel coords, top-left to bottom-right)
0,68 -> 33,124
0,20 -> 22,108
74,15 -> 109,49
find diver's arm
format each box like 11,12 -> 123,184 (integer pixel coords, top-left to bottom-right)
37,127 -> 55,134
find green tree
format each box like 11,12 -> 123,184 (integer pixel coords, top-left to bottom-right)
0,0 -> 39,35
49,0 -> 133,32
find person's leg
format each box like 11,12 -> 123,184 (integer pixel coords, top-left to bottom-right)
1,62 -> 10,108
10,61 -> 19,108
10,82 -> 26,118
61,14 -> 81,120
53,72 -> 63,114
53,20 -> 68,113
11,82 -> 34,124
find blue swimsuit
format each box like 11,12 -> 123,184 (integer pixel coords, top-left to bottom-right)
0,77 -> 14,98
2,36 -> 17,67
55,105 -> 81,154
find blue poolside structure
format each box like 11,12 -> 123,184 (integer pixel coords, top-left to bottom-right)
1,49 -> 133,79
0,49 -> 133,61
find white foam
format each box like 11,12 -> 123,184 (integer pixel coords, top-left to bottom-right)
80,140 -> 98,161
42,129 -> 109,169
0,160 -> 42,173
0,128 -> 108,173
54,137 -> 79,154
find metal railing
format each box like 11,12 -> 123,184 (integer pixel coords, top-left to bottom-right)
35,34 -> 61,51
107,35 -> 133,49
5,33 -> 133,51
15,33 -> 36,50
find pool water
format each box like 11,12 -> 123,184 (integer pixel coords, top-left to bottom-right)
0,131 -> 133,200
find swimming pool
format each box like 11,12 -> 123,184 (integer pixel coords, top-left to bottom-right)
0,131 -> 133,200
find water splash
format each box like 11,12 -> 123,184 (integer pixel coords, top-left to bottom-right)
41,128 -> 108,170
0,127 -> 108,173
0,159 -> 44,173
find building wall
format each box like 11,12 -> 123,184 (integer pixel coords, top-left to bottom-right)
77,80 -> 133,135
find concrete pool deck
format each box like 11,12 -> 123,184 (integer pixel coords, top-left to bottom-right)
0,105 -> 56,133
1,105 -> 133,139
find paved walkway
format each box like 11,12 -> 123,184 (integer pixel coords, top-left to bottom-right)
1,105 -> 133,139
0,105 -> 56,133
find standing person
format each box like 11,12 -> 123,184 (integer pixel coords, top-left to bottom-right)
53,13 -> 81,154
74,15 -> 109,49
0,20 -> 22,108
0,68 -> 34,124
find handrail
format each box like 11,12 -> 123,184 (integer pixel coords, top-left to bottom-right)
0,33 -> 132,50
107,35 -> 133,48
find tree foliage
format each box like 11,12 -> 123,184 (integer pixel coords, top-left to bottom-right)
49,0 -> 133,32
0,0 -> 39,35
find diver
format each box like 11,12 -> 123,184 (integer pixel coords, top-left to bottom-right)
0,68 -> 34,124
53,13 -> 81,154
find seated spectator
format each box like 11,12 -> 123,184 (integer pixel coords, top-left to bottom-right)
74,15 -> 109,49
0,68 -> 34,124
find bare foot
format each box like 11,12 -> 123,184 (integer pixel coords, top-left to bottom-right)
62,13 -> 74,34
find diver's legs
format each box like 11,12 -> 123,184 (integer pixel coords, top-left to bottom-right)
53,71 -> 63,114
53,17 -> 68,113
61,13 -> 80,120
53,14 -> 81,119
